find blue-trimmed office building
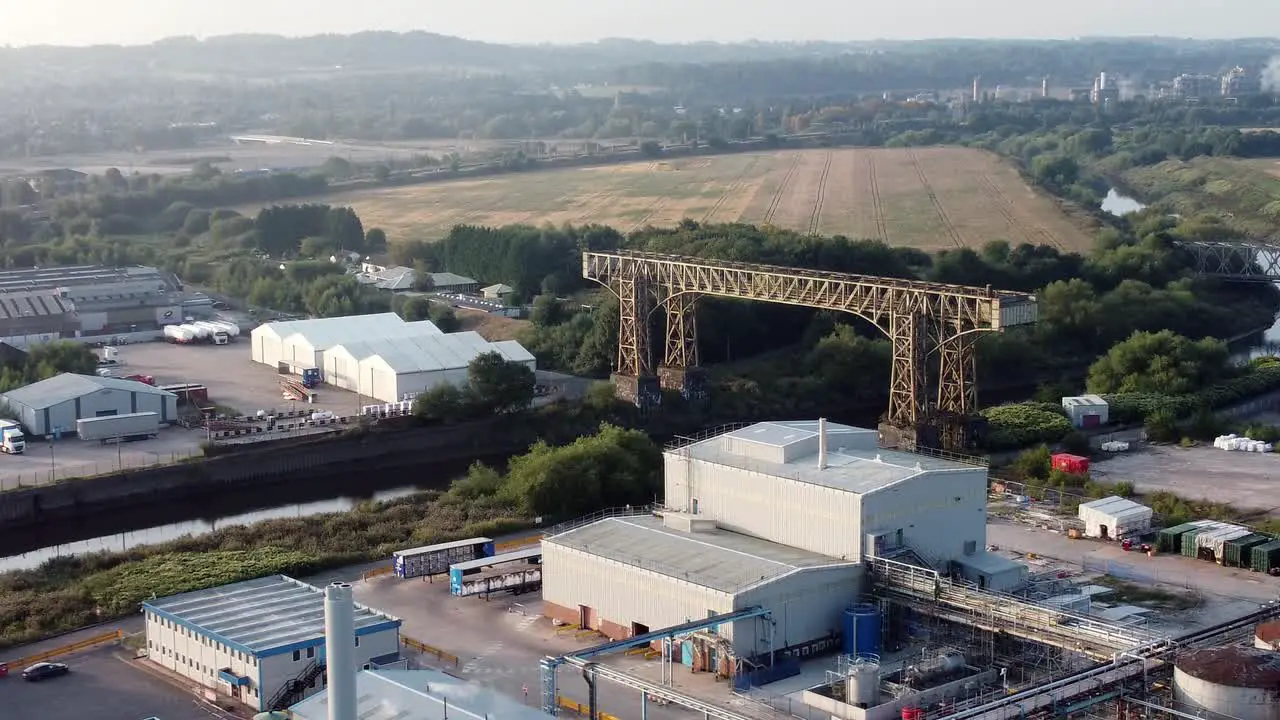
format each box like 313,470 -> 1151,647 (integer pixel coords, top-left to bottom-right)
142,575 -> 402,712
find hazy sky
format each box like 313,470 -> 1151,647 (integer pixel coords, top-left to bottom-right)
3,0 -> 1278,47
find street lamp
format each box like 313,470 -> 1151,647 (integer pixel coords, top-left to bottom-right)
45,435 -> 54,483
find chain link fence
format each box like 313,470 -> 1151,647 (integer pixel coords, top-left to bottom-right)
0,447 -> 205,492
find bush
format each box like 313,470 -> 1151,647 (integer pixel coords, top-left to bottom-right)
981,403 -> 1073,450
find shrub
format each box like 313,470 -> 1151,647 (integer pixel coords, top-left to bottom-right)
981,403 -> 1073,450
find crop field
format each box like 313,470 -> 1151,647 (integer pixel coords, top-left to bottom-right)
304,147 -> 1093,251
1121,157 -> 1280,242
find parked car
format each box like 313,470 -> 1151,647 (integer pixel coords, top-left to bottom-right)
22,662 -> 69,681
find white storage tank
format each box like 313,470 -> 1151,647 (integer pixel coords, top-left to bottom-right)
1174,647 -> 1280,720
1062,395 -> 1109,429
845,656 -> 880,708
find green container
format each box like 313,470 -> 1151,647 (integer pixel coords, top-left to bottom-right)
1251,539 -> 1280,573
1181,529 -> 1207,557
1158,522 -> 1201,553
1224,534 -> 1272,568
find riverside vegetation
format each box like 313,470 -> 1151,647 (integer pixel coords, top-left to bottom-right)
0,422 -> 661,650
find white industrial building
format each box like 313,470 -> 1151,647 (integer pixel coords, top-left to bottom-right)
542,420 -> 1024,663
0,372 -> 178,437
1077,496 -> 1153,540
250,312 -> 536,402
142,575 -> 402,713
1062,395 -> 1109,429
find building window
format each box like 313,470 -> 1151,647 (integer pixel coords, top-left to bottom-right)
964,540 -> 977,555
306,647 -> 315,659
293,650 -> 301,662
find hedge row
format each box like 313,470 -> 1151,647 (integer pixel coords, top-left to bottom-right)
1104,364 -> 1280,425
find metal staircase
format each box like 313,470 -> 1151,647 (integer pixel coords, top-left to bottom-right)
267,660 -> 324,711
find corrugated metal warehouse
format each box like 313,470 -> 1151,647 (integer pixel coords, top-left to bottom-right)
250,313 -> 442,372
142,575 -> 402,712
542,419 -> 1026,662
542,514 -> 863,659
0,372 -> 178,436
325,333 -> 535,403
251,312 -> 536,403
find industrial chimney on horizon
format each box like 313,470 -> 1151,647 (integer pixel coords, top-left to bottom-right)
324,582 -> 358,720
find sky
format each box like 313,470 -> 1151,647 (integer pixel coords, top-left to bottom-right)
2,0 -> 1278,47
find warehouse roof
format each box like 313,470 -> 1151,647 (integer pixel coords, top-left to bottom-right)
348,332 -> 534,374
1,373 -> 176,410
682,420 -> 982,494
143,575 -> 400,657
1078,496 -> 1151,520
545,515 -> 858,593
0,290 -> 74,319
254,313 -> 441,350
290,668 -> 548,720
427,272 -> 477,288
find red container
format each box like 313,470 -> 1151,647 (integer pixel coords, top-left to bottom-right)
902,708 -> 924,720
1051,453 -> 1090,475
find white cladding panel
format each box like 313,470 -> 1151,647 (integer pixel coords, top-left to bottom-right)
541,541 -> 735,639
145,610 -> 398,712
145,611 -> 264,708
666,455 -> 863,559
734,565 -> 865,658
1174,668 -> 1280,720
858,468 -> 988,564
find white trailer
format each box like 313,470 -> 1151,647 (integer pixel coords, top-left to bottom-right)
209,320 -> 241,337
77,412 -> 160,443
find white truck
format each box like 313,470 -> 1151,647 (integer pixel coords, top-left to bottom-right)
0,420 -> 25,454
76,412 -> 160,443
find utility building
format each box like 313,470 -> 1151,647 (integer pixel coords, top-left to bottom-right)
0,372 -> 177,436
542,420 -> 1023,669
142,575 -> 402,712
323,332 -> 534,403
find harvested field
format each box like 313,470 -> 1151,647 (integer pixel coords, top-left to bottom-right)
263,148 -> 1094,251
455,308 -> 529,341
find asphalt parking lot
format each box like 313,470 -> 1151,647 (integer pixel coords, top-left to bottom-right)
0,425 -> 207,491
4,647 -> 208,720
1090,444 -> 1280,517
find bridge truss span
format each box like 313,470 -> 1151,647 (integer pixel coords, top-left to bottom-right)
583,250 -> 1037,449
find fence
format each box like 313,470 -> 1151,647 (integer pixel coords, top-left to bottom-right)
400,634 -> 460,666
732,687 -> 827,720
557,695 -> 621,720
1,629 -> 124,673
0,447 -> 205,493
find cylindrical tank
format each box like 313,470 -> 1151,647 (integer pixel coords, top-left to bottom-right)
935,651 -> 966,673
845,656 -> 880,707
901,707 -> 924,720
842,604 -> 881,657
1174,647 -> 1280,720
1257,620 -> 1280,651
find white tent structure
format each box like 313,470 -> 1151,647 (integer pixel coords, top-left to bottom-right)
326,332 -> 535,402
250,313 -> 442,372
1077,496 -> 1153,540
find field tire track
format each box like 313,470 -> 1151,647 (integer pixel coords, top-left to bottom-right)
762,152 -> 802,225
867,153 -> 889,242
977,173 -> 1064,250
807,151 -> 833,235
702,155 -> 762,223
575,165 -> 632,224
907,148 -> 964,248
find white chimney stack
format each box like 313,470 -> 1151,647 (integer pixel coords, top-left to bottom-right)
325,582 -> 358,720
818,418 -> 828,470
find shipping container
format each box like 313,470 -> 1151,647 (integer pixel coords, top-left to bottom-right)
1158,521 -> 1208,553
1051,453 -> 1090,475
451,567 -> 541,598
448,546 -> 542,596
1224,534 -> 1272,568
392,537 -> 494,579
1197,525 -> 1251,562
1251,539 -> 1280,573
76,412 -> 160,442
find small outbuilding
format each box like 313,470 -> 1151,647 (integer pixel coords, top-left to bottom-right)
0,373 -> 177,437
952,552 -> 1028,593
1077,496 -> 1153,540
481,283 -> 514,300
1062,395 -> 1109,429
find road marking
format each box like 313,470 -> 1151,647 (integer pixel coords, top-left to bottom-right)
462,641 -> 504,673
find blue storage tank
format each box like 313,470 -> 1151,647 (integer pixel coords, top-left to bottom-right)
842,604 -> 881,657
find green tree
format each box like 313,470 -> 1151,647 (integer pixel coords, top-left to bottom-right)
412,382 -> 473,423
467,352 -> 535,414
364,228 -> 388,253
398,296 -> 434,322
1086,330 -> 1229,395
428,303 -> 460,332
373,164 -> 392,182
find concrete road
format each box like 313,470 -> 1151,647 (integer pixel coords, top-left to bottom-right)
1089,444 -> 1280,517
3,645 -> 207,720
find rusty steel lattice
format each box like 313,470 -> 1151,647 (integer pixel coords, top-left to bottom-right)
583,251 -> 1037,445
1184,240 -> 1280,282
